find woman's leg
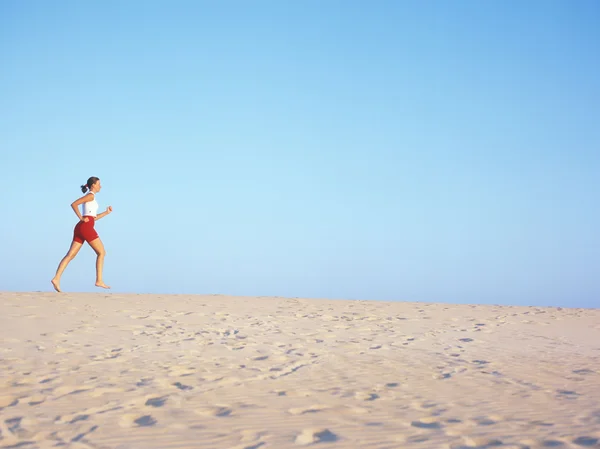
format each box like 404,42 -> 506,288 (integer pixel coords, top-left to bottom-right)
88,238 -> 110,289
51,240 -> 83,292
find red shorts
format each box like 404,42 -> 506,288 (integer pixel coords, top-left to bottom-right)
73,216 -> 99,244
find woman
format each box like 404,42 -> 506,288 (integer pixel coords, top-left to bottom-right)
51,176 -> 113,292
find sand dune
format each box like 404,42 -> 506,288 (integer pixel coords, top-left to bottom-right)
1,292 -> 599,448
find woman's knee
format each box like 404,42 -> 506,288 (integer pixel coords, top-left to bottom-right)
66,250 -> 78,260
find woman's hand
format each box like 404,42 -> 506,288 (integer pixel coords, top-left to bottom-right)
106,206 -> 113,214
81,217 -> 89,222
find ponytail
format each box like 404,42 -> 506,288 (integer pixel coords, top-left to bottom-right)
81,176 -> 99,193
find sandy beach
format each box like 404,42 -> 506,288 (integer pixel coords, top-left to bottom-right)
0,292 -> 599,448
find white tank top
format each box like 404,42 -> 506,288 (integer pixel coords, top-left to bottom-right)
82,192 -> 99,217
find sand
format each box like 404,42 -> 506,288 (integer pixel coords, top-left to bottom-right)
1,292 -> 599,449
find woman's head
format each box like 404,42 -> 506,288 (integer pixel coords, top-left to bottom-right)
81,177 -> 100,193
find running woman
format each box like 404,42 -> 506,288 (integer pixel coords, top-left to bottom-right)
51,176 -> 113,292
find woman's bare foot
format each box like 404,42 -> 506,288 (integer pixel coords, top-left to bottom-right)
95,281 -> 111,289
51,278 -> 61,292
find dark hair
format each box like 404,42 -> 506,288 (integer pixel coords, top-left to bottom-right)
81,176 -> 100,193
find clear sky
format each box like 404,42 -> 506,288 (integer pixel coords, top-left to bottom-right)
1,0 -> 598,307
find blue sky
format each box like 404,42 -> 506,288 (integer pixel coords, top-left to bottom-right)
1,0 -> 598,307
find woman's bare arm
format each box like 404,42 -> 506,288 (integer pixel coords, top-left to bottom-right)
95,206 -> 113,221
71,194 -> 94,221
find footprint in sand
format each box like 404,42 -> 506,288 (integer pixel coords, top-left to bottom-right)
231,435 -> 268,449
119,414 -> 157,427
295,428 -> 339,445
70,424 -> 99,444
402,337 -> 416,346
135,415 -> 157,426
472,359 -> 489,366
573,369 -> 595,375
457,436 -> 503,447
571,436 -> 598,447
145,396 -> 168,407
0,396 -> 18,409
4,416 -> 25,437
167,366 -> 196,377
236,443 -> 265,449
433,366 -> 468,380
172,382 -> 193,391
411,400 -> 438,410
288,405 -> 330,415
136,378 -> 153,387
354,392 -> 379,401
538,440 -> 566,447
23,394 -> 46,406
469,416 -> 497,426
411,417 -> 442,429
69,414 -> 90,424
53,385 -> 92,398
556,389 -> 579,399
194,406 -> 233,417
